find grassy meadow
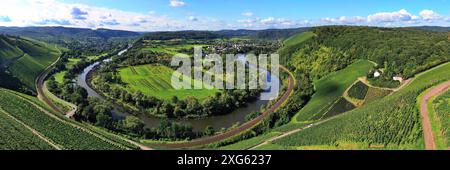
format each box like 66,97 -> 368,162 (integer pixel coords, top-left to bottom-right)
118,64 -> 218,100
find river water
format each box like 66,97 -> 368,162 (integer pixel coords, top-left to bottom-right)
76,49 -> 278,132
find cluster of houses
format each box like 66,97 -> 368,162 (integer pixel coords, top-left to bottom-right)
373,70 -> 404,82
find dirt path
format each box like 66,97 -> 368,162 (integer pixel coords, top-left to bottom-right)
152,65 -> 295,149
0,108 -> 62,150
420,81 -> 450,150
249,110 -> 348,150
42,82 -> 77,118
358,77 -> 412,92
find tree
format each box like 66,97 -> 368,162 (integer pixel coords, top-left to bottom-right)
122,116 -> 145,135
96,113 -> 114,129
203,126 -> 215,136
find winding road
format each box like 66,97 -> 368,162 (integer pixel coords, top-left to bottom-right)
419,80 -> 450,150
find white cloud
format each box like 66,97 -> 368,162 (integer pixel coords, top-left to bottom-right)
169,0 -> 185,7
188,16 -> 198,21
367,9 -> 415,23
0,0 -> 189,31
241,12 -> 254,17
420,9 -> 440,21
260,17 -> 275,24
1,1 -> 449,31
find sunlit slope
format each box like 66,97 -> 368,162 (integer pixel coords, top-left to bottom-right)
0,35 -> 60,91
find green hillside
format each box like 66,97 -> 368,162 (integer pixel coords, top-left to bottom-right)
283,31 -> 315,47
293,60 -> 374,122
0,35 -> 60,91
268,62 -> 450,149
0,88 -> 131,150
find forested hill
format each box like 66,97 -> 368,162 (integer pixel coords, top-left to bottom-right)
215,27 -> 310,40
281,26 -> 450,81
140,27 -> 311,41
0,26 -> 140,47
0,34 -> 60,93
413,26 -> 450,32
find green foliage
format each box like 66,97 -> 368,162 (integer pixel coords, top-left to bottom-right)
0,89 -> 125,150
431,90 -> 450,148
0,35 -> 60,91
294,60 -> 374,122
218,132 -> 281,150
118,64 -> 217,100
283,31 -> 315,47
0,110 -> 55,150
273,62 -> 450,149
348,81 -> 369,100
363,87 -> 392,104
321,97 -> 355,119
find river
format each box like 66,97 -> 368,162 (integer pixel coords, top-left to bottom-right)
76,49 -> 278,132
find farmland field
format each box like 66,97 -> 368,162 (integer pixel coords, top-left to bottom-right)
283,31 -> 315,47
347,81 -> 369,100
266,62 -> 450,149
0,88 -> 127,150
293,60 -> 374,123
118,64 -> 218,100
429,90 -> 450,149
5,38 -> 60,89
0,109 -> 55,150
218,132 -> 282,150
363,87 -> 392,104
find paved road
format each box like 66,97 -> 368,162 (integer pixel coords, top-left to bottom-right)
420,80 -> 450,150
152,65 -> 295,149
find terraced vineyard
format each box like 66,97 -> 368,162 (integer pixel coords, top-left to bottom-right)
293,60 -> 374,123
429,90 -> 450,149
118,64 -> 217,100
0,109 -> 55,150
363,87 -> 392,104
2,37 -> 61,89
264,62 -> 450,149
347,81 -> 369,100
0,88 -> 129,150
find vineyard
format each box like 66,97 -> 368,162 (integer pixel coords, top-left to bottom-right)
293,60 -> 374,123
0,88 -> 129,150
6,38 -> 60,89
118,64 -> 217,100
430,90 -> 450,149
363,87 -> 392,104
347,81 -> 369,100
0,109 -> 55,150
266,62 -> 450,149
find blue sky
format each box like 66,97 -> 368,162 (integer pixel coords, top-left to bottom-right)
0,0 -> 449,31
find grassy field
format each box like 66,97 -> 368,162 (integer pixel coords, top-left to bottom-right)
118,64 -> 218,100
293,60 -> 374,123
141,44 -> 204,56
261,62 -> 450,150
427,90 -> 449,149
0,88 -> 129,150
283,31 -> 315,47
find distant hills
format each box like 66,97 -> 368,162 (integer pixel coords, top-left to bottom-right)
0,26 -> 140,43
412,26 -> 450,32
